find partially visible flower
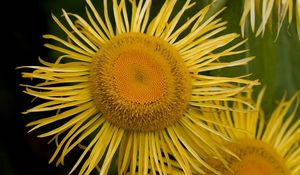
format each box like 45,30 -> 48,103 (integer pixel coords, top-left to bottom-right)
19,0 -> 259,174
240,0 -> 300,40
203,88 -> 300,175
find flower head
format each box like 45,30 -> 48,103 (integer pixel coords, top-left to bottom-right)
20,0 -> 259,174
203,88 -> 300,175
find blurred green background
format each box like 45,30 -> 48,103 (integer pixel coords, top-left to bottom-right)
2,0 -> 300,175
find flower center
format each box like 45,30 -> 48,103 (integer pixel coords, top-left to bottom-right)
113,49 -> 165,103
90,33 -> 191,131
206,139 -> 289,175
234,157 -> 279,175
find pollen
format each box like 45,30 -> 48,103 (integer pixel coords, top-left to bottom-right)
90,33 -> 191,131
207,139 -> 289,175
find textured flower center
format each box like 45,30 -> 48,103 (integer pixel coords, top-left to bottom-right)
207,139 -> 289,175
113,50 -> 165,103
90,33 -> 191,131
234,157 -> 278,175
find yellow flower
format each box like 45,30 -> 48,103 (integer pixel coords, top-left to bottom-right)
240,0 -> 300,40
20,0 -> 259,174
203,88 -> 300,175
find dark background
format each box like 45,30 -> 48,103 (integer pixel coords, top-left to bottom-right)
1,0 -> 67,174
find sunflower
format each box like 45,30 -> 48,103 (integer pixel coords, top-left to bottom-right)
240,0 -> 300,40
203,88 -> 300,175
19,0 -> 259,174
